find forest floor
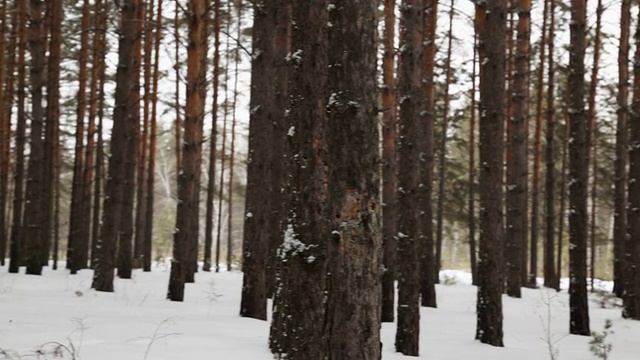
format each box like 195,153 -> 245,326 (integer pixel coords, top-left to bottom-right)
0,263 -> 638,359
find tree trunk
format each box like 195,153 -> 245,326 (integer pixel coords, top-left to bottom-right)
381,0 -> 397,322
567,0 -> 590,334
24,0 -> 46,275
475,0 -> 505,346
529,0 -> 548,288
623,4 -> 640,321
144,0 -> 163,272
0,0 -> 12,266
204,0 -> 220,273
544,0 -> 557,290
240,0 -> 290,320
394,0 -> 423,355
8,0 -> 26,274
614,0 -> 631,299
557,95 -> 570,286
168,0 -> 208,301
92,0 -> 137,292
587,0 -> 603,292
420,0 -> 437,305
269,2 -> 381,358
468,33 -> 478,286
505,0 -> 531,298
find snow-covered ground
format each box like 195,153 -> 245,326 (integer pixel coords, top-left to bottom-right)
0,265 -> 638,359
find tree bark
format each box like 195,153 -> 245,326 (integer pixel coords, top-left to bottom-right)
394,0 -> 423,355
468,33 -> 478,286
567,0 -> 591,334
475,0 -> 505,346
544,0 -> 557,290
240,0 -> 290,320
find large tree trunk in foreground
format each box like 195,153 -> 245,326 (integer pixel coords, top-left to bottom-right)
269,1 -> 381,359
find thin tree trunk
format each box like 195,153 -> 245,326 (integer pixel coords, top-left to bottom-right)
0,0 -> 12,266
144,0 -> 163,272
529,0 -> 548,288
436,0 -> 455,290
174,0 -> 181,174
505,0 -> 531,298
544,0 -> 557,290
135,0 -> 155,269
8,0 -> 26,274
92,0 -> 137,292
475,0 -> 505,346
623,3 -> 640,321
167,0 -> 208,301
381,0 -> 397,322
67,0 -> 91,274
468,33 -> 478,286
567,0 -> 590,334
557,95 -> 570,286
43,0 -> 62,268
613,0 -> 631,299
204,0 -> 220,273
226,2 -> 242,273
587,0 -> 603,292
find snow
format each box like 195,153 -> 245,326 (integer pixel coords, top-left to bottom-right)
1,265 -> 639,359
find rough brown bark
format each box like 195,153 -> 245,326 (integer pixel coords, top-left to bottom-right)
567,0 -> 590,334
624,4 -> 640,321
269,2 -> 381,358
381,0 -> 397,322
505,0 -> 530,298
240,0 -> 290,320
614,0 -> 631,299
544,0 -> 557,290
394,0 -> 423,355
475,0 -> 505,347
24,0 -> 47,275
92,0 -> 137,292
168,0 -> 208,301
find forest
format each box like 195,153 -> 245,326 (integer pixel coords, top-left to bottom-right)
1,0 -> 640,359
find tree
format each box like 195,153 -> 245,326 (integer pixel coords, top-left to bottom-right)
544,0 -> 558,290
167,0 -> 208,301
505,0 -> 531,297
67,0 -> 91,274
0,0 -> 9,266
8,0 -> 27,274
92,0 -> 138,292
468,32 -> 478,286
623,4 -> 640,321
24,0 -> 47,275
529,0 -> 549,288
475,0 -> 505,346
613,0 -> 631,299
395,0 -> 424,355
269,1 -> 382,358
381,0 -> 397,322
240,0 -> 290,320
420,0 -> 436,307
567,0 -> 590,334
